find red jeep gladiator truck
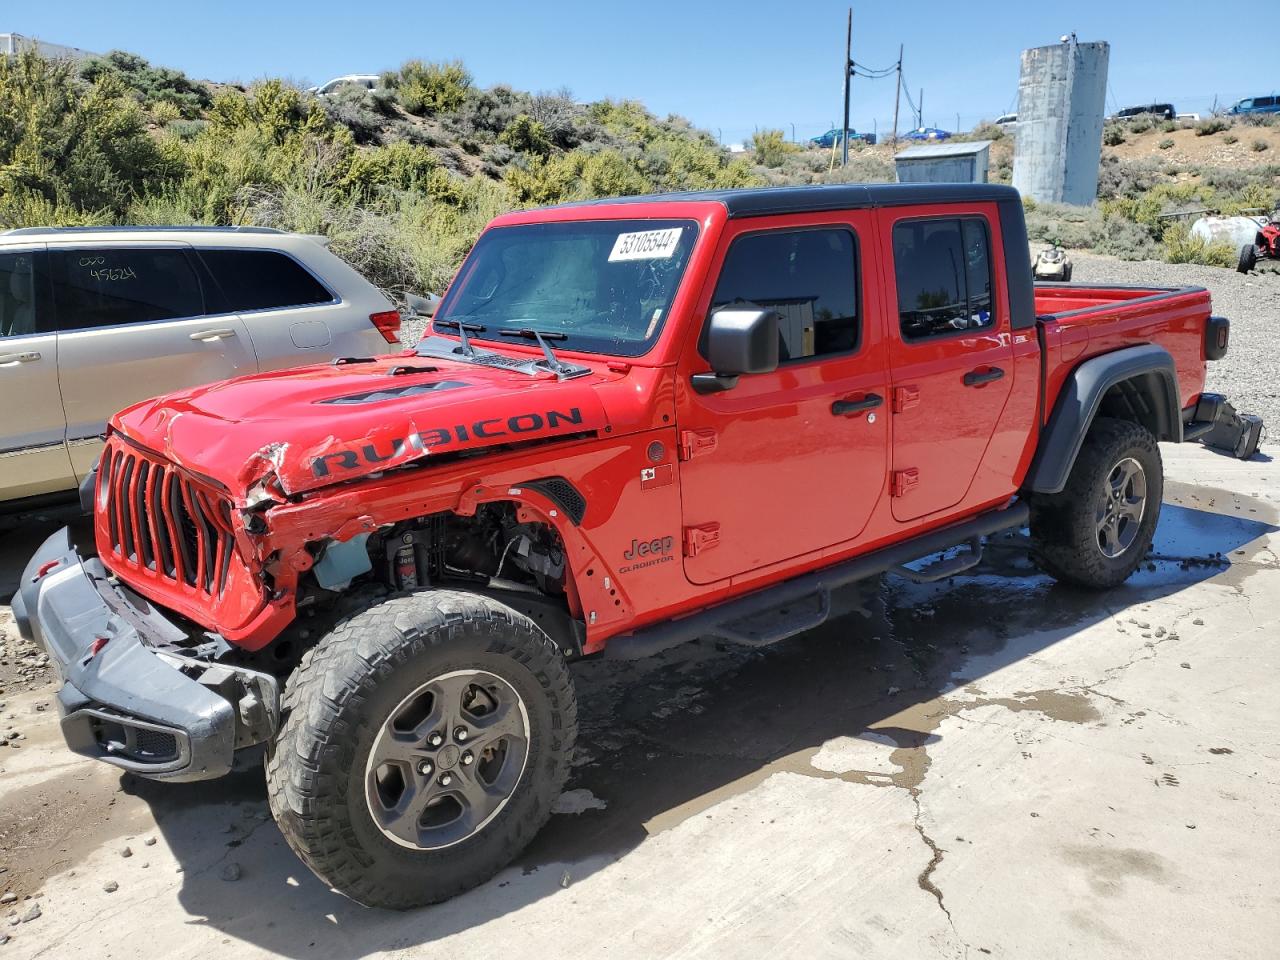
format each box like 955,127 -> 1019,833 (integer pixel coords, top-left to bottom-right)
16,183 -> 1231,908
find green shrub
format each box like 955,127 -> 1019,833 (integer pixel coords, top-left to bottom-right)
150,100 -> 182,125
1241,112 -> 1278,127
1224,134 -> 1239,145
1158,138 -> 1174,150
527,89 -> 579,148
823,153 -> 895,183
166,118 -> 207,140
387,60 -> 472,116
343,140 -> 439,195
1161,223 -> 1235,267
321,88 -> 386,145
1127,117 -> 1152,134
1195,117 -> 1230,136
1024,202 -> 1102,248
748,128 -> 795,168
1252,139 -> 1270,153
580,149 -> 648,197
1093,214 -> 1158,260
80,50 -> 212,119
503,153 -> 580,205
1159,120 -> 1177,133
1103,125 -> 1126,146
499,114 -> 553,157
0,49 -> 173,227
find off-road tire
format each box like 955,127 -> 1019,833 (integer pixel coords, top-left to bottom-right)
1238,243 -> 1257,274
1062,262 -> 1073,282
266,590 -> 576,909
1029,417 -> 1162,589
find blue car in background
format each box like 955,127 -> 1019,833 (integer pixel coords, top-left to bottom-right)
810,127 -> 877,147
902,127 -> 952,141
1229,95 -> 1280,115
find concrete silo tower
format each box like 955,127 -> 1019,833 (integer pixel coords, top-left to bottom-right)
1012,38 -> 1110,206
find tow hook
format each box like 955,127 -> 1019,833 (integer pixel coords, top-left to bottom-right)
32,559 -> 60,582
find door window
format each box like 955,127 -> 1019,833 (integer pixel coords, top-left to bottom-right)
892,218 -> 994,341
0,252 -> 38,338
709,227 -> 859,361
198,250 -> 334,313
50,248 -> 204,330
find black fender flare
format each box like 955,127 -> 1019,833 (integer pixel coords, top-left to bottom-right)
1025,343 -> 1182,495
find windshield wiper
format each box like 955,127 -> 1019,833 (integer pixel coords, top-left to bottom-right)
433,319 -> 486,357
499,327 -> 571,375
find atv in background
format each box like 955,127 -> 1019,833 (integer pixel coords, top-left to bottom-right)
1033,244 -> 1073,281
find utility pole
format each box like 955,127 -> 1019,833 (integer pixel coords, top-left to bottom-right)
841,7 -> 852,167
891,44 -> 903,143
918,88 -> 923,129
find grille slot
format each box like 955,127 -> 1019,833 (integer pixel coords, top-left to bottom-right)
99,439 -> 235,596
522,476 -> 587,525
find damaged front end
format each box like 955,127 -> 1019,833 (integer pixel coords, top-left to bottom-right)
14,528 -> 279,781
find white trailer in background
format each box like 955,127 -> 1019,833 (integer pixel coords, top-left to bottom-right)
0,33 -> 99,62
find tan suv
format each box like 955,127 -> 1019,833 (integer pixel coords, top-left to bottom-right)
0,226 -> 401,508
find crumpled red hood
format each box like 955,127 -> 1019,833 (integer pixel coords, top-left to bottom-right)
111,353 -> 612,500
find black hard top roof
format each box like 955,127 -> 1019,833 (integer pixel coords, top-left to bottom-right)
551,182 -> 1020,219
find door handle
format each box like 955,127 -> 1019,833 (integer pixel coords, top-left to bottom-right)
0,351 -> 40,364
190,328 -> 237,341
831,393 -> 884,416
963,366 -> 1005,387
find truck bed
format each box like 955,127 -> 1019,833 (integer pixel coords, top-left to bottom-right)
1033,283 -> 1213,416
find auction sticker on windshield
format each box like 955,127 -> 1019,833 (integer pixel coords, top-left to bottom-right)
609,228 -> 683,261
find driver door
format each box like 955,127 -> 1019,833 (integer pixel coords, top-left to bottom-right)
676,214 -> 890,586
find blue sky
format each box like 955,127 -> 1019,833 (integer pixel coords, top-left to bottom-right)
8,1 -> 1269,145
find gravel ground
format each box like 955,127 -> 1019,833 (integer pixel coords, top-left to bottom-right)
401,250 -> 1277,444
1068,251 -> 1280,441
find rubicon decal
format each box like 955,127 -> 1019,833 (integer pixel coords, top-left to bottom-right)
619,535 -> 675,573
310,407 -> 585,478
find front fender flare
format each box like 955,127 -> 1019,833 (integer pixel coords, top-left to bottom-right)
1025,343 -> 1181,495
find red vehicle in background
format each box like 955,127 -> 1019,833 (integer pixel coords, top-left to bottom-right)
1236,209 -> 1280,272
18,183 -> 1231,908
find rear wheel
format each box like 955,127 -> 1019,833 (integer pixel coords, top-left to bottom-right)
266,590 -> 576,909
1238,243 -> 1258,274
1062,262 -> 1073,282
1029,418 -> 1162,589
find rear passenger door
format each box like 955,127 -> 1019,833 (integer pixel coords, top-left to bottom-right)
882,211 -> 1014,522
49,244 -> 257,478
196,248 -> 351,370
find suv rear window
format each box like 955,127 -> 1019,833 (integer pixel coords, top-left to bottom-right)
50,248 -> 204,330
892,218 -> 994,340
198,250 -> 334,313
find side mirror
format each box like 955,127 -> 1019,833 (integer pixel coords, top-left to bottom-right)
406,292 -> 440,317
693,306 -> 780,394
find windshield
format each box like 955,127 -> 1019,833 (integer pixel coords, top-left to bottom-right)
427,219 -> 699,358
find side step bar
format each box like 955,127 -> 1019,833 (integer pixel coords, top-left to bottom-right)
600,502 -> 1029,660
891,536 -> 984,583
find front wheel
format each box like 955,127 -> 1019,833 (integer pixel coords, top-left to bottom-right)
1029,418 -> 1163,589
266,590 -> 577,909
1238,242 -> 1258,274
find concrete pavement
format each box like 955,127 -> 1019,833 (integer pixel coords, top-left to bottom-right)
0,442 -> 1276,959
